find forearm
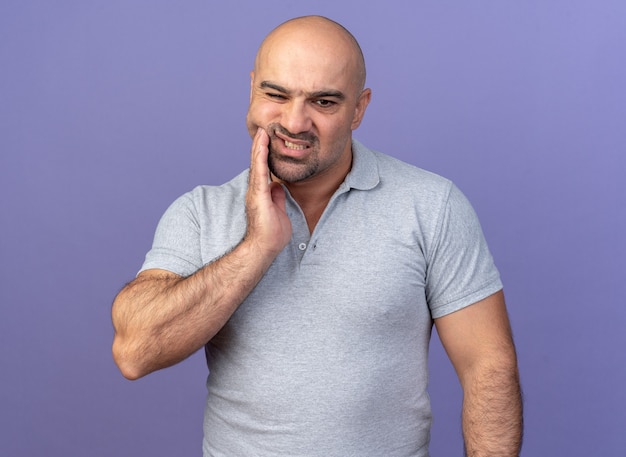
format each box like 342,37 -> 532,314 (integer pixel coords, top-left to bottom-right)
112,238 -> 274,379
462,362 -> 523,456
113,128 -> 290,379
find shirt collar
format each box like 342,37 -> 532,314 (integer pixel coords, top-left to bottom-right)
344,139 -> 380,191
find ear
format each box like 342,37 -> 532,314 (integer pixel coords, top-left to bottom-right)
351,88 -> 372,130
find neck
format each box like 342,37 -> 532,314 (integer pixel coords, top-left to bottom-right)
275,151 -> 352,233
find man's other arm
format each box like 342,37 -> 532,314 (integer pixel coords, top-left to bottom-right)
435,290 -> 523,456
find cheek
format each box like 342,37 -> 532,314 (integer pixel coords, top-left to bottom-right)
247,102 -> 280,136
316,119 -> 352,145
245,108 -> 258,138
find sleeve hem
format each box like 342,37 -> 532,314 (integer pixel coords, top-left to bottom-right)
138,258 -> 202,278
430,277 -> 503,319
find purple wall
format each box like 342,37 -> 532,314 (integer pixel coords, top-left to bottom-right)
1,1 -> 624,455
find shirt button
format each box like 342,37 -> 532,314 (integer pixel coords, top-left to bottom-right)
298,242 -> 307,251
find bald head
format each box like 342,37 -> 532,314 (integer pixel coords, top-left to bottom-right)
254,16 -> 367,93
245,16 -> 372,184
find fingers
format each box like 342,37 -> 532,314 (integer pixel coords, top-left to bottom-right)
249,128 -> 270,192
244,128 -> 292,256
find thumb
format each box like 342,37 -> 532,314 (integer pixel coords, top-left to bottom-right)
269,182 -> 287,211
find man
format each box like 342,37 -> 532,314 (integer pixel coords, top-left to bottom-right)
112,15 -> 522,456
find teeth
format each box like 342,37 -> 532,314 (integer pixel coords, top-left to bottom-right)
285,140 -> 307,150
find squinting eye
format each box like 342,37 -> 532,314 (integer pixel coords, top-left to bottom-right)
267,93 -> 286,100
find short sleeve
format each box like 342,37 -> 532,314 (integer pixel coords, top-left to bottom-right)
425,184 -> 503,318
139,192 -> 204,277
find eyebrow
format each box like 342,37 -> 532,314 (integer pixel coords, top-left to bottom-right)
260,81 -> 346,101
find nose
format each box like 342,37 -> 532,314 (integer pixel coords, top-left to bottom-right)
281,99 -> 312,134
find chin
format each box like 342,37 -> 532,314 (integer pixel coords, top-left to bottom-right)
268,156 -> 317,183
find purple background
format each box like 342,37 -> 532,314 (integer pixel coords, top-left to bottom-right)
1,1 -> 624,455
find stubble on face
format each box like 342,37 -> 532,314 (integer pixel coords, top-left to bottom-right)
266,123 -> 321,183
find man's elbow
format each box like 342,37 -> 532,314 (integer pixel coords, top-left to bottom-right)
112,335 -> 149,381
460,351 -> 520,391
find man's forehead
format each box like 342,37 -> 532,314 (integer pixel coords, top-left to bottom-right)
256,22 -> 356,69
254,64 -> 353,97
253,18 -> 364,94
260,39 -> 350,66
256,46 -> 354,87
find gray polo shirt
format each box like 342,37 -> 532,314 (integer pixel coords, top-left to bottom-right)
141,140 -> 502,457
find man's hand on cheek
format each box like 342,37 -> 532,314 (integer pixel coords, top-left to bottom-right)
244,128 -> 292,258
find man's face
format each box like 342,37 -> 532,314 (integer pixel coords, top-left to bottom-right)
246,32 -> 370,184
